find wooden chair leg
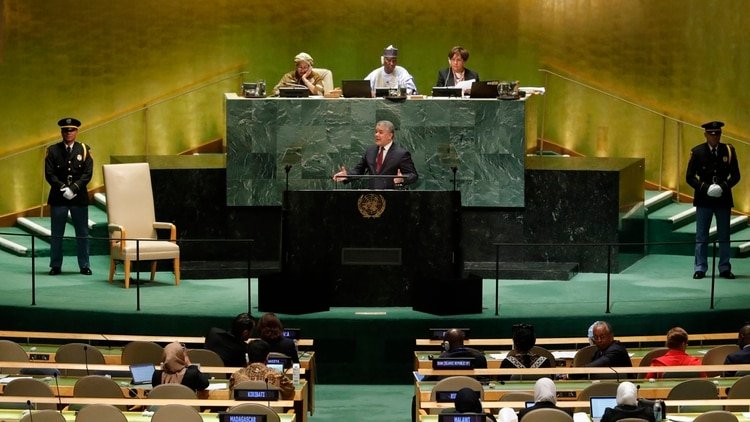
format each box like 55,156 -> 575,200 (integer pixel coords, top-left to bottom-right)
174,257 -> 181,285
150,261 -> 157,281
108,258 -> 116,283
124,260 -> 131,289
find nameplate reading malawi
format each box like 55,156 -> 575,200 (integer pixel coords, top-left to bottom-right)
431,357 -> 475,369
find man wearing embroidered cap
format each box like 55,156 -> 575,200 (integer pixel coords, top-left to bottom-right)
686,120 -> 741,279
364,45 -> 417,95
44,117 -> 94,276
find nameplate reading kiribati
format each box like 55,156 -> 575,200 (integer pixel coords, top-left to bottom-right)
233,388 -> 280,401
357,193 -> 386,218
432,357 -> 475,369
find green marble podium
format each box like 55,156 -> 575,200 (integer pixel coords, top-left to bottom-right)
225,94 -> 528,207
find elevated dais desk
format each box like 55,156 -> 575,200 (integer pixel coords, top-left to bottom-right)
225,94 -> 530,208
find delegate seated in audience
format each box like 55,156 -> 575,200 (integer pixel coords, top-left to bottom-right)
645,326 -> 704,379
229,339 -> 295,400
724,323 -> 750,376
272,52 -> 325,96
151,342 -> 209,392
204,312 -> 255,367
498,407 -> 519,422
517,377 -> 572,421
583,321 -> 633,378
439,328 -> 488,368
256,312 -> 299,363
443,387 -> 483,414
500,324 -> 552,380
600,381 -> 655,422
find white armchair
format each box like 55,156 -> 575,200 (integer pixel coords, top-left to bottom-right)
103,162 -> 180,288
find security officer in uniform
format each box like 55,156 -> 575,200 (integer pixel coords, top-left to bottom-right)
686,121 -> 741,279
45,118 -> 94,275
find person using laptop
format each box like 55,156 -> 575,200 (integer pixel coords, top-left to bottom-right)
204,312 -> 255,367
600,382 -> 655,422
517,377 -> 571,421
435,46 -> 479,90
364,45 -> 417,95
151,342 -> 209,392
229,339 -> 295,400
332,120 -> 418,189
272,52 -> 325,96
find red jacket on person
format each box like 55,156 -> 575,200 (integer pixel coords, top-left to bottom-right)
646,349 -> 704,379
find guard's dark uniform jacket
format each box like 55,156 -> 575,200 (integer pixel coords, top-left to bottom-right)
44,141 -> 93,206
686,142 -> 741,208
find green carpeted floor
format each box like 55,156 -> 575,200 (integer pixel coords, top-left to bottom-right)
1,252 -> 749,420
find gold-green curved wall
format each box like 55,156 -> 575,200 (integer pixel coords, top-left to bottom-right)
1,0 -> 748,216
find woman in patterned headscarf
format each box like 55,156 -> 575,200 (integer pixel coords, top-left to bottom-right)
151,341 -> 209,392
272,52 -> 325,95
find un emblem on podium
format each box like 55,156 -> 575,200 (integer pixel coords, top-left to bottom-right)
357,193 -> 386,218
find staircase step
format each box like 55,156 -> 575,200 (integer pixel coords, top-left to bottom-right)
0,227 -> 50,257
644,190 -> 675,213
16,215 -> 109,256
464,261 -> 578,281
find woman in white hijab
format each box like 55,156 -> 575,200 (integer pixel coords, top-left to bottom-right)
601,381 -> 655,422
517,377 -> 572,421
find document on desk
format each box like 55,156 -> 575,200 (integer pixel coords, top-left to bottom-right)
666,416 -> 694,422
455,79 -> 475,90
206,382 -> 228,390
573,412 -> 591,422
0,376 -> 32,384
552,351 -> 577,359
489,352 -> 509,360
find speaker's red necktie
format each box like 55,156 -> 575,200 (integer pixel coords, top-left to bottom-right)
376,147 -> 384,173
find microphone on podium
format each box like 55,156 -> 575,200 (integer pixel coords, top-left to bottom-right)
284,165 -> 293,191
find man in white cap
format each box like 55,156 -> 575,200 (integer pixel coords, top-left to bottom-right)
364,45 -> 417,95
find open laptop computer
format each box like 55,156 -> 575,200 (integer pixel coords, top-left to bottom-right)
129,363 -> 155,386
589,396 -> 617,422
469,80 -> 499,99
341,80 -> 372,98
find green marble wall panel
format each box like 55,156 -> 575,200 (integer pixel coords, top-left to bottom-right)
226,95 -> 526,207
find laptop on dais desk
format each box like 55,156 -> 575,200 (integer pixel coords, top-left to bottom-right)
469,80 -> 499,98
341,80 -> 372,98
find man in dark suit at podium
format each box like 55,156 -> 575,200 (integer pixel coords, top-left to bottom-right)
332,120 -> 418,189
